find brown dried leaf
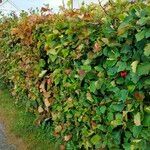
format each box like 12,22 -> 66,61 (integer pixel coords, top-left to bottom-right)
38,106 -> 44,113
44,98 -> 51,107
134,92 -> 145,101
60,145 -> 65,150
64,69 -> 72,75
39,80 -> 46,93
43,91 -> 51,98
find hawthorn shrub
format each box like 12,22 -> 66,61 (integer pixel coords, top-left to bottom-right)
0,1 -> 150,149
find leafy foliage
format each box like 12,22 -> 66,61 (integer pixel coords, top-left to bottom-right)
0,1 -> 150,149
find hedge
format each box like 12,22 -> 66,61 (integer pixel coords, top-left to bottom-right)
0,1 -> 150,149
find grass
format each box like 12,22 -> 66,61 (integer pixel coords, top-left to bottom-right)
0,81 -> 59,150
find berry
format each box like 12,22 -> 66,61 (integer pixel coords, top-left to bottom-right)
120,71 -> 127,78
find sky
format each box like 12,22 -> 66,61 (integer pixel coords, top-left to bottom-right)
0,0 -> 107,14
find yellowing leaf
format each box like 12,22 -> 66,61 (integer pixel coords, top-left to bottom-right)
44,98 -> 51,107
134,112 -> 141,126
38,70 -> 47,78
101,38 -> 109,45
86,92 -> 93,102
55,125 -> 62,133
64,134 -> 72,141
144,106 -> 150,113
131,61 -> 139,73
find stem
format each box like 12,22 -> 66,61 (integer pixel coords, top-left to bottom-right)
62,0 -> 65,8
71,0 -> 73,9
98,0 -> 108,15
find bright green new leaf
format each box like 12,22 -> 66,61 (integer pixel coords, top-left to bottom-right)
81,65 -> 92,72
90,135 -> 101,145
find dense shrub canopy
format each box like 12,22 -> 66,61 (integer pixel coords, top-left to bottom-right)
0,1 -> 150,149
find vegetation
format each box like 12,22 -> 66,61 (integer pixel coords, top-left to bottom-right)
0,0 -> 150,149
0,81 -> 57,150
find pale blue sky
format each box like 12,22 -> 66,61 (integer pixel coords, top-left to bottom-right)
0,0 -> 107,14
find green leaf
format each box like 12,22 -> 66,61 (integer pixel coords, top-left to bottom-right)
117,61 -> 127,72
90,135 -> 101,145
96,106 -> 106,115
100,106 -> 106,114
137,63 -> 150,76
144,44 -> 150,57
81,65 -> 92,72
82,128 -> 93,137
89,81 -> 96,93
48,49 -> 57,55
145,29 -> 150,38
111,103 -> 124,112
49,54 -> 57,62
39,59 -> 46,68
94,65 -> 104,72
127,84 -> 135,92
132,126 -> 142,138
120,90 -> 128,102
111,113 -> 123,127
137,17 -> 150,26
131,73 -> 139,84
135,30 -> 145,41
95,79 -> 103,89
144,78 -> 150,87
62,49 -> 69,57
104,59 -> 117,68
107,112 -> 114,121
143,113 -> 150,126
107,67 -> 117,76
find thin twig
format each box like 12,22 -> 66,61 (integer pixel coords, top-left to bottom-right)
62,0 -> 65,8
109,0 -> 113,6
98,0 -> 108,15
